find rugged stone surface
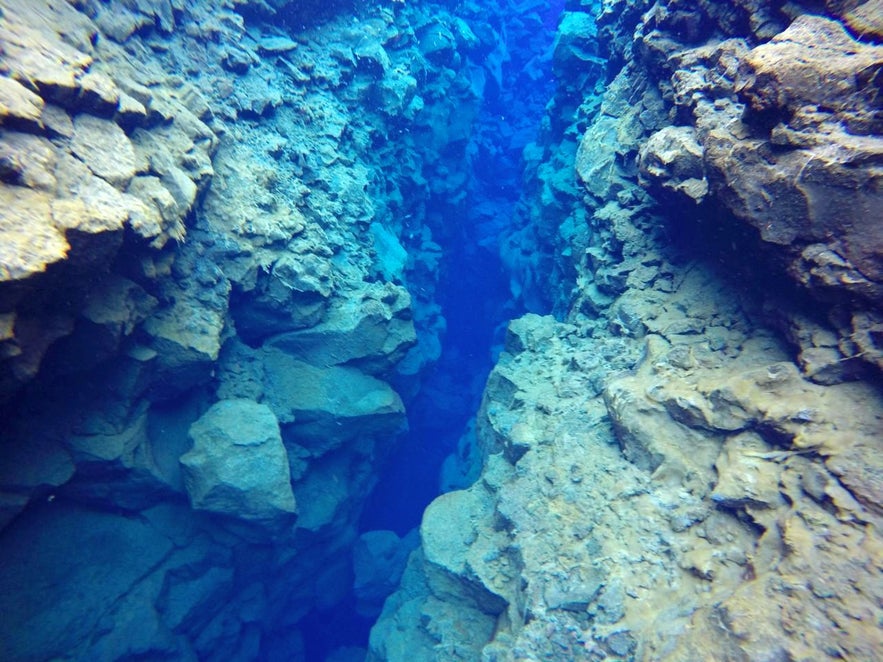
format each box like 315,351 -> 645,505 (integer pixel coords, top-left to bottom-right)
631,6 -> 883,373
180,399 -> 296,525
0,0 -> 217,396
3,0 -> 883,659
372,1 -> 883,660
0,0 -> 503,657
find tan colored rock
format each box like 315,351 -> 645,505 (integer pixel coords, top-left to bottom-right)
77,71 -> 120,114
0,77 -> 44,127
737,15 -> 883,115
127,176 -> 178,228
115,92 -> 148,126
52,174 -> 133,235
638,125 -> 708,203
0,184 -> 68,281
844,0 -> 883,40
40,104 -> 74,138
70,114 -> 137,186
0,2 -> 93,103
144,298 -> 225,368
93,5 -> 152,42
711,432 -> 785,510
0,132 -> 57,191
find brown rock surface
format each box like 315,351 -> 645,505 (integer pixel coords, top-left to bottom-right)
375,3 -> 883,659
0,0 -> 218,396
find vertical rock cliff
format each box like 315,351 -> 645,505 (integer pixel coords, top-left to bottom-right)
371,1 -> 883,660
0,0 -> 518,658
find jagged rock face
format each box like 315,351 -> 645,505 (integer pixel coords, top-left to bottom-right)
180,399 -> 297,525
629,3 -> 883,373
0,0 -> 216,396
372,1 -> 883,660
0,0 -> 505,658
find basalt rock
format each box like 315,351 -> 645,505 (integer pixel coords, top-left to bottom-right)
374,1 -> 883,660
0,0 -> 495,657
180,399 -> 297,527
632,7 -> 883,373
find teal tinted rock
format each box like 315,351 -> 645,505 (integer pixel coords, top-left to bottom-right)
267,282 -> 416,373
353,529 -> 419,617
262,349 -> 406,454
0,502 -> 174,661
554,11 -> 601,72
418,23 -> 456,62
370,222 -> 408,281
181,399 -> 296,525
258,36 -> 299,54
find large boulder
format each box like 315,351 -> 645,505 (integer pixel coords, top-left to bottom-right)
267,282 -> 417,375
180,399 -> 296,526
262,349 -> 407,455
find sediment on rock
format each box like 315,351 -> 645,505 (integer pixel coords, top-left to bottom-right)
371,1 -> 883,660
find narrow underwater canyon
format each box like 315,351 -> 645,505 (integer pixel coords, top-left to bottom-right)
1,0 -> 882,661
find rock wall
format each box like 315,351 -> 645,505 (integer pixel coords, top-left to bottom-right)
0,0 -> 515,658
371,1 -> 883,660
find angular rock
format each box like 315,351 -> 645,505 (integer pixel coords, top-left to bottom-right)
77,71 -> 120,115
70,114 -> 137,187
0,131 -> 58,191
711,432 -> 784,511
737,15 -> 883,119
262,349 -> 406,454
420,484 -> 510,615
639,125 -> 708,203
180,399 -> 296,525
0,76 -> 44,127
845,0 -> 883,40
267,283 -> 416,373
0,184 -> 68,281
554,11 -> 602,74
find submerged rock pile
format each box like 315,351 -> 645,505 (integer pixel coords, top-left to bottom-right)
372,0 -> 883,660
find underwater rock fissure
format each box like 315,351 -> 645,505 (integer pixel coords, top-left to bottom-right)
0,0 -> 567,659
4,0 -> 883,660
316,1 -> 566,655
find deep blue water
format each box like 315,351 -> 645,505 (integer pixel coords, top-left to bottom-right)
359,3 -> 562,535
306,2 -> 565,657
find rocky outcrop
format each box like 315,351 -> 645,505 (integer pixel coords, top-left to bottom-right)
374,276 -> 883,659
0,0 -> 215,396
372,1 -> 883,659
631,5 -> 883,373
0,0 -> 502,657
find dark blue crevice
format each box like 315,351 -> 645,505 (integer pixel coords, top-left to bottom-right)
307,2 -> 566,658
359,1 -> 563,535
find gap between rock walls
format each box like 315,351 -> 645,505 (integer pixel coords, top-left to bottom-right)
4,0 -> 882,661
321,0 -> 570,656
0,0 -> 567,661
359,0 -> 567,533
